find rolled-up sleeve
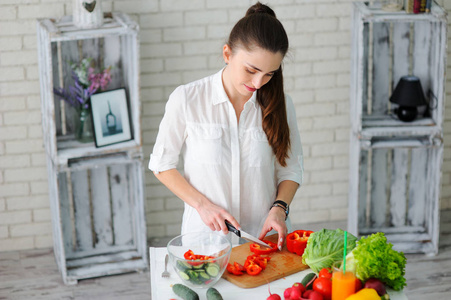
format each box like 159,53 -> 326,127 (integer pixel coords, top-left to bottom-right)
148,86 -> 186,173
275,94 -> 304,187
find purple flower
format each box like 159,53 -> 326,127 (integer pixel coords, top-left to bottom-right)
53,59 -> 112,109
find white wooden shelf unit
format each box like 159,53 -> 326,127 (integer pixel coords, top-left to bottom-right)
37,13 -> 148,284
348,1 -> 447,255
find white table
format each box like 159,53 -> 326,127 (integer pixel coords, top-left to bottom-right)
150,247 -> 408,300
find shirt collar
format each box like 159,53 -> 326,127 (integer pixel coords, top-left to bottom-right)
213,67 -> 258,109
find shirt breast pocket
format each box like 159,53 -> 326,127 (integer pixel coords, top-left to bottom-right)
188,125 -> 223,165
250,129 -> 272,167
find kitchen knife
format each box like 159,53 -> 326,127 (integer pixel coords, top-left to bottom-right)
225,220 -> 272,248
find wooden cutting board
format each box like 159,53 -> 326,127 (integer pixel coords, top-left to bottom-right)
222,233 -> 309,288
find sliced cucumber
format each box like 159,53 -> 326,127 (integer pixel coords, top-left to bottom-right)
187,270 -> 199,279
178,271 -> 190,281
192,263 -> 205,269
177,260 -> 220,286
206,262 -> 220,270
206,264 -> 220,277
198,271 -> 210,282
177,260 -> 193,271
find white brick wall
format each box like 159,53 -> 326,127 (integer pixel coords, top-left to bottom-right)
0,0 -> 450,252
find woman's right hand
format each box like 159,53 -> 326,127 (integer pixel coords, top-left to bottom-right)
196,200 -> 240,235
153,169 -> 240,234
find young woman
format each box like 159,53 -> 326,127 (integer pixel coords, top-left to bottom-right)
149,2 -> 303,250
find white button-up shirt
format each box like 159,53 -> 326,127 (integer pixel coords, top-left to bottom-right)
149,68 -> 303,241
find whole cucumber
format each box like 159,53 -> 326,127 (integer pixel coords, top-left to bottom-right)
301,272 -> 317,290
206,287 -> 223,300
172,283 -> 199,300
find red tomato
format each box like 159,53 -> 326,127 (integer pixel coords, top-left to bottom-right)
318,268 -> 332,280
355,278 -> 363,292
249,240 -> 278,255
313,277 -> 332,300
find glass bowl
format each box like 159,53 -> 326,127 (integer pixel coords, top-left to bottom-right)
167,232 -> 232,289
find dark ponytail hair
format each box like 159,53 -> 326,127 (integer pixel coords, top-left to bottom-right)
227,2 -> 290,167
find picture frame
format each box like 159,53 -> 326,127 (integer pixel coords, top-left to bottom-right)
90,88 -> 132,147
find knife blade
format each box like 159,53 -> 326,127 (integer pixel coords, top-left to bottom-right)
225,220 -> 272,248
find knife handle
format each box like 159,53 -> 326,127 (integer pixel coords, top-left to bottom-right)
225,220 -> 241,237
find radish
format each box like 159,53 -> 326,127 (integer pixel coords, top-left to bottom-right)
266,283 -> 281,300
303,290 -> 324,300
290,287 -> 302,299
267,294 -> 282,300
284,287 -> 292,299
303,290 -> 313,298
292,282 -> 306,295
306,290 -> 324,300
364,278 -> 386,296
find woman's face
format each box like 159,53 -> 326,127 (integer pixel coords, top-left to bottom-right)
222,45 -> 283,100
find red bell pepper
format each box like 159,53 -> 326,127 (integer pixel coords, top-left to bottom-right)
183,249 -> 196,260
286,230 -> 314,256
253,256 -> 271,270
234,261 -> 246,273
246,263 -> 263,276
183,249 -> 215,266
227,253 -> 273,276
249,240 -> 278,255
227,262 -> 245,275
244,254 -> 271,270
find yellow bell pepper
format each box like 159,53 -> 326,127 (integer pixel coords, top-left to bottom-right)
345,288 -> 381,300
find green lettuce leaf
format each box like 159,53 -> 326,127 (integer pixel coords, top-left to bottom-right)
345,232 -> 407,291
301,228 -> 357,273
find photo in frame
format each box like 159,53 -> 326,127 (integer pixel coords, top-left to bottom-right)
90,88 -> 132,147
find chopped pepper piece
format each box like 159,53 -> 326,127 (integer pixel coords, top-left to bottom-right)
227,263 -> 244,275
227,253 -> 272,276
244,254 -> 271,270
183,249 -> 214,266
246,263 -> 263,276
234,261 -> 246,273
249,240 -> 278,255
183,249 -> 195,260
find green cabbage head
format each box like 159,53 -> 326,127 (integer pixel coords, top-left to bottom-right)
301,228 -> 357,273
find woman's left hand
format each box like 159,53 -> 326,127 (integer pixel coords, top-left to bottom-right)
258,206 -> 287,251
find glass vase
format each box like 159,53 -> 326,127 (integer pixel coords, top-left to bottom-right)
74,108 -> 94,143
